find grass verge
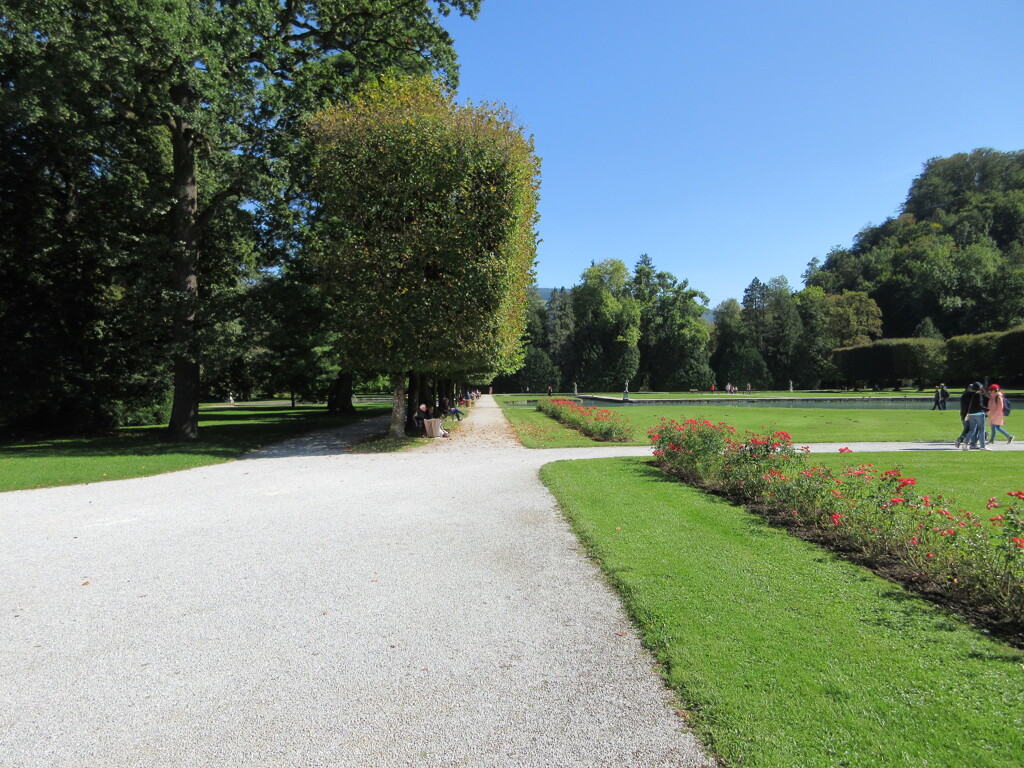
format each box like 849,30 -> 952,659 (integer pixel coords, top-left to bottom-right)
499,401 -> 970,445
500,405 -> 599,448
0,403 -> 389,492
542,456 -> 1024,768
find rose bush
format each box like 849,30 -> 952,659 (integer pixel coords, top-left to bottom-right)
537,398 -> 636,442
649,417 -> 1024,626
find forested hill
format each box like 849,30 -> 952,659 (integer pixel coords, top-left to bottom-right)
805,148 -> 1024,339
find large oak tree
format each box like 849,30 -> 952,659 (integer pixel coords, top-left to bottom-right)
1,0 -> 480,438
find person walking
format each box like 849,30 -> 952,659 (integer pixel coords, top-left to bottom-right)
932,385 -> 942,410
957,382 -> 989,450
986,384 -> 1014,444
939,383 -> 949,410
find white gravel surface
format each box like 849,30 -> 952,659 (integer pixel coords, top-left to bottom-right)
1,396 -> 715,768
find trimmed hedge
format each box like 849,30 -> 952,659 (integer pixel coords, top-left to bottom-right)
834,337 -> 945,386
835,326 -> 1024,386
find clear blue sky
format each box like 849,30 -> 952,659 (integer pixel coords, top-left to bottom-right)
443,0 -> 1024,308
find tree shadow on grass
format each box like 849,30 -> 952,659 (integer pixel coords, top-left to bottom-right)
0,407 -> 390,462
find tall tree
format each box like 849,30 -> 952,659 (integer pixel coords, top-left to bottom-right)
827,291 -> 883,348
792,285 -> 836,387
568,260 -> 641,391
763,276 -> 803,387
308,74 -> 540,437
1,0 -> 481,438
545,287 -> 575,386
710,299 -> 769,389
632,255 -> 712,390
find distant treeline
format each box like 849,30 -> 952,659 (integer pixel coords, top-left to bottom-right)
502,148 -> 1024,393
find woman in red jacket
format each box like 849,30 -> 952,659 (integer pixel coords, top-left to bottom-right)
987,384 -> 1014,444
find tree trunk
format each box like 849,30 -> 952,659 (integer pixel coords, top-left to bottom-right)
389,373 -> 406,439
406,371 -> 421,433
328,371 -> 357,413
167,113 -> 201,441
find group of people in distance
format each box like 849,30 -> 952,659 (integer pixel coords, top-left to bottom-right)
954,381 -> 1014,451
414,391 -> 480,437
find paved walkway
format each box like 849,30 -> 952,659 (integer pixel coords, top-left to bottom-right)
799,439 -> 1023,452
1,396 -> 712,768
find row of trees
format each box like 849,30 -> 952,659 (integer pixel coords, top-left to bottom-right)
308,75 -> 539,436
1,0 -> 495,436
500,256 -> 714,393
507,148 -> 1024,393
505,257 -> 886,393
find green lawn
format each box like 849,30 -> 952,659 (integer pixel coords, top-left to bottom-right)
499,388 -> 1022,401
543,457 -> 1024,768
499,399 -> 970,446
0,403 -> 389,492
809,450 -> 1024,515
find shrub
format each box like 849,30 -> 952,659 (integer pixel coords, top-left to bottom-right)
834,337 -> 945,386
649,417 -> 1024,626
537,398 -> 636,442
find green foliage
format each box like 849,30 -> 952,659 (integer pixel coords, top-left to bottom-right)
809,149 -> 1024,338
710,298 -> 770,388
631,254 -> 713,390
0,0 -> 481,438
567,259 -> 642,390
516,347 -> 560,392
913,316 -> 944,339
945,326 -> 1024,383
308,74 -> 540,382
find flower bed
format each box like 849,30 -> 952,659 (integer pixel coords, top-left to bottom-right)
649,417 -> 1024,630
537,398 -> 636,442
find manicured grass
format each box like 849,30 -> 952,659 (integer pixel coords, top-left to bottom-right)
501,405 -> 598,448
594,390 -> 937,400
499,399 -> 968,446
810,450 -> 1024,515
632,406 -> 964,443
0,403 -> 389,492
501,389 -> 1020,401
542,457 -> 1024,768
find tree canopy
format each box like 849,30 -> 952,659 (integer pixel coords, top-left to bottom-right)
0,0 -> 480,436
307,74 -> 540,435
807,148 -> 1024,339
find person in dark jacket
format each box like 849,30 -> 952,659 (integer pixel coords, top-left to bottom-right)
957,382 -> 989,450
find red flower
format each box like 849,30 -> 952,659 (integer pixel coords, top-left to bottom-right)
830,513 -> 844,526
838,446 -> 853,453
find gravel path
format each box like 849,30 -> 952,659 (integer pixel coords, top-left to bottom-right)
1,396 -> 714,768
